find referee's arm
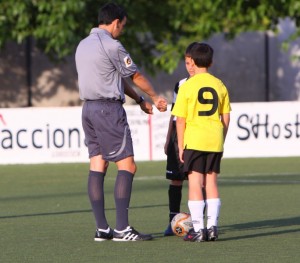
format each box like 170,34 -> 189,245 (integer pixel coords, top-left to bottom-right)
130,71 -> 167,112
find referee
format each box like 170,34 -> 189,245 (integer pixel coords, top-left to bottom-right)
75,2 -> 167,242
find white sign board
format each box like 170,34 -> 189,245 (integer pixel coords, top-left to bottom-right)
0,101 -> 299,164
223,101 -> 300,158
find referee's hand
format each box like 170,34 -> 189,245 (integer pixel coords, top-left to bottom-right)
140,100 -> 153,114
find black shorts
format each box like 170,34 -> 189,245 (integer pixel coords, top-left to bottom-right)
183,149 -> 223,174
82,100 -> 134,162
166,122 -> 187,181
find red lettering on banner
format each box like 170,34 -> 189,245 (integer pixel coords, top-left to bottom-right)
0,114 -> 6,125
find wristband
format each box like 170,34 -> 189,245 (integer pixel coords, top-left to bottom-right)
136,96 -> 145,104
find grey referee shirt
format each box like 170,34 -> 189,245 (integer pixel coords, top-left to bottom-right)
75,28 -> 137,101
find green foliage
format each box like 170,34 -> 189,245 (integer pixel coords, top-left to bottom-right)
0,0 -> 299,72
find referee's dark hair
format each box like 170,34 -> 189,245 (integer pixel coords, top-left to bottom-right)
98,2 -> 127,25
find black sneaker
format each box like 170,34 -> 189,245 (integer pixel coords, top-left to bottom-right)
207,226 -> 218,241
184,228 -> 207,242
113,226 -> 153,241
94,228 -> 113,241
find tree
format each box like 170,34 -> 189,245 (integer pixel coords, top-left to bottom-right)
0,0 -> 299,73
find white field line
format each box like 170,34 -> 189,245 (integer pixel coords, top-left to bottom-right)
218,178 -> 300,184
105,174 -> 300,184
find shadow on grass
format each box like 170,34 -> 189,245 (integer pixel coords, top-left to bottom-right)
151,216 -> 300,240
219,216 -> 300,241
0,203 -> 168,220
219,228 -> 300,241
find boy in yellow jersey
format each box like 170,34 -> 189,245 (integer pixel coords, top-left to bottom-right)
172,42 -> 231,242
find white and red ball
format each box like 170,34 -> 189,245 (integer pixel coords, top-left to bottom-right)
171,212 -> 193,236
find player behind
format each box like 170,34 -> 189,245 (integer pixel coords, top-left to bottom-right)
172,42 -> 231,242
163,42 -> 197,236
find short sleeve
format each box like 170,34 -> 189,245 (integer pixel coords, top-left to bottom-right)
172,86 -> 187,118
108,43 -> 137,78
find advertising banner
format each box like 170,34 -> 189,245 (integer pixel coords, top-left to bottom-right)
0,101 -> 299,164
224,101 -> 300,158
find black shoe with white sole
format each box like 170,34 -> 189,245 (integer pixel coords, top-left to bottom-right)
207,226 -> 218,241
113,226 -> 153,241
94,228 -> 113,241
183,228 -> 207,242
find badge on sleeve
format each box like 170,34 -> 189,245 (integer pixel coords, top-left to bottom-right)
124,56 -> 133,68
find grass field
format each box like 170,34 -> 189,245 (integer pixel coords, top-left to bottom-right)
0,157 -> 300,263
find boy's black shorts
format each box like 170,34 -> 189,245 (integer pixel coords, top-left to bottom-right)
184,149 -> 223,174
165,123 -> 187,181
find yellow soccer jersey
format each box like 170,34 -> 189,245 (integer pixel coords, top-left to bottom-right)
172,72 -> 231,152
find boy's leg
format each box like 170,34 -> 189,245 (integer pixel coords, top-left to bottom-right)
187,171 -> 205,232
168,181 -> 183,222
205,172 -> 221,241
184,171 -> 207,242
164,181 -> 183,236
165,129 -> 185,236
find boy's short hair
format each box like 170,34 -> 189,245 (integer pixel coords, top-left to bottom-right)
185,42 -> 198,57
190,43 -> 213,68
98,2 -> 127,25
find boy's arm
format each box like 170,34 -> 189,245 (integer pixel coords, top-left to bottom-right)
165,81 -> 180,154
176,117 -> 186,163
221,113 -> 230,142
164,116 -> 174,155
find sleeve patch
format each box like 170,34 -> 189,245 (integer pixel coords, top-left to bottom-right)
124,56 -> 133,68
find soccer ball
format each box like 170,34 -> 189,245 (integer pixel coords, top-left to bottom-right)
171,212 -> 193,236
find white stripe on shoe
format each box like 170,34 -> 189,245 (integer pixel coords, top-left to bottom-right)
113,232 -> 138,241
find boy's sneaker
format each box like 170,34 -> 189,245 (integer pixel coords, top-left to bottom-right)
207,226 -> 218,241
184,228 -> 207,242
164,223 -> 174,236
94,227 -> 113,241
113,226 -> 153,241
